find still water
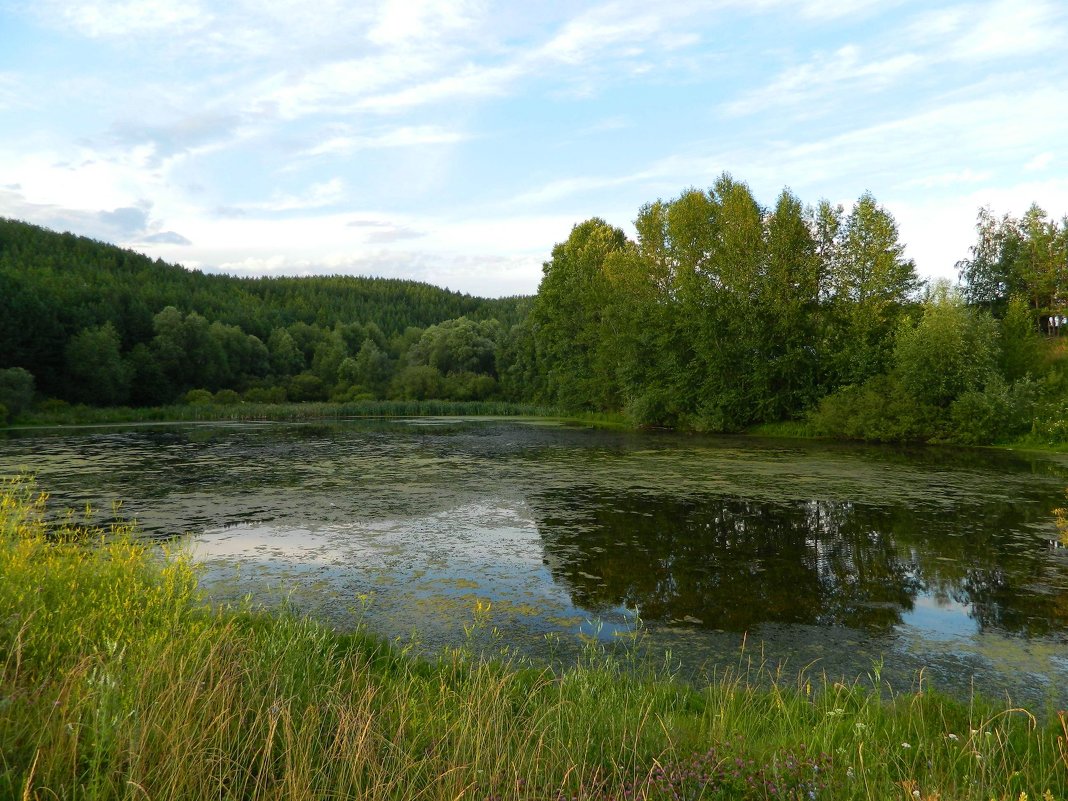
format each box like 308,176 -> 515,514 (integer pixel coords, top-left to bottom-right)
3,418 -> 1068,706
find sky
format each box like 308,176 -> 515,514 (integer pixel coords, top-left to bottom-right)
1,0 -> 1066,298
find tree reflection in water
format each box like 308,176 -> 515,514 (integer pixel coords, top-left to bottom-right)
532,489 -> 1068,638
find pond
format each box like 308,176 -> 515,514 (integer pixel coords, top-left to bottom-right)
3,418 -> 1068,707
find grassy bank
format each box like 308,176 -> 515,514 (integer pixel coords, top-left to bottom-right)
6,399 -> 561,428
2,477 -> 1067,800
745,419 -> 1068,455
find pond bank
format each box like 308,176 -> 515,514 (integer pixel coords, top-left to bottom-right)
3,477 -> 1068,801
7,400 -> 1067,454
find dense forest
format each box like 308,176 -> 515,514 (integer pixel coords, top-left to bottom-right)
2,176 -> 1066,445
0,217 -> 528,412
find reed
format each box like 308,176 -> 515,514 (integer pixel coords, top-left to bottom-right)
10,400 -> 563,427
1,476 -> 1065,800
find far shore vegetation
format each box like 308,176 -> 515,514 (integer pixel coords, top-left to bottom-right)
3,475 -> 1068,801
2,181 -> 1068,447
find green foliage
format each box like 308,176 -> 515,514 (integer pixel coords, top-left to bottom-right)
350,339 -> 392,396
268,327 -> 305,377
390,364 -> 445,401
530,218 -> 627,410
958,204 -> 1068,322
311,331 -> 348,385
126,342 -> 173,406
1001,295 -> 1045,380
407,316 -> 501,377
0,402 -> 7,426
0,366 -> 35,418
443,371 -> 497,401
948,376 -> 1039,445
526,181 -> 919,433
243,385 -> 288,403
0,217 -> 526,402
893,286 -> 1000,408
65,322 -> 132,406
213,388 -> 241,405
287,371 -> 329,402
183,388 -> 214,405
3,196 -> 1067,445
828,192 -> 920,386
809,374 -> 941,442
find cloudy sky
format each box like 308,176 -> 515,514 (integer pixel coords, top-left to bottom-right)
1,0 -> 1066,297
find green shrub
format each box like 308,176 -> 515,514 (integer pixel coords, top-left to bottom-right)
287,371 -> 328,401
810,375 -> 941,442
183,388 -> 214,405
948,376 -> 1040,445
243,386 -> 287,403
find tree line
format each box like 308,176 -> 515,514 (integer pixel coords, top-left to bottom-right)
0,217 -> 527,415
2,183 -> 1066,445
512,175 -> 1067,444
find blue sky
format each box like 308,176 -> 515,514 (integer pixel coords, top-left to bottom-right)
1,0 -> 1066,297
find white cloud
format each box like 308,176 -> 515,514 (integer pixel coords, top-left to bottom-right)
727,0 -> 1067,120
367,0 -> 483,47
903,169 -> 993,190
0,186 -> 191,245
235,178 -> 346,213
303,125 -> 469,157
538,5 -> 663,65
725,45 -> 923,116
787,0 -> 896,21
948,0 -> 1065,61
43,0 -> 209,37
510,173 -> 652,207
354,62 -> 522,114
1025,153 -> 1054,173
257,52 -> 441,120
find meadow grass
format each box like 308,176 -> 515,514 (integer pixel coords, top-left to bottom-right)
2,476 -> 1066,801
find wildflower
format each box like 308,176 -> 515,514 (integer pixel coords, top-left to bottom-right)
946,733 -> 958,741
901,742 -> 911,749
912,792 -> 921,799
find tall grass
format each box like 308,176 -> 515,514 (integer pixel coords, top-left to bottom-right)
2,476 -> 1066,800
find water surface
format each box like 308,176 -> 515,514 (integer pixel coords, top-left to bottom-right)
3,418 -> 1067,706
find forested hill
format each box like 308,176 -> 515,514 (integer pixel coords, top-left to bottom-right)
0,217 -> 529,401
